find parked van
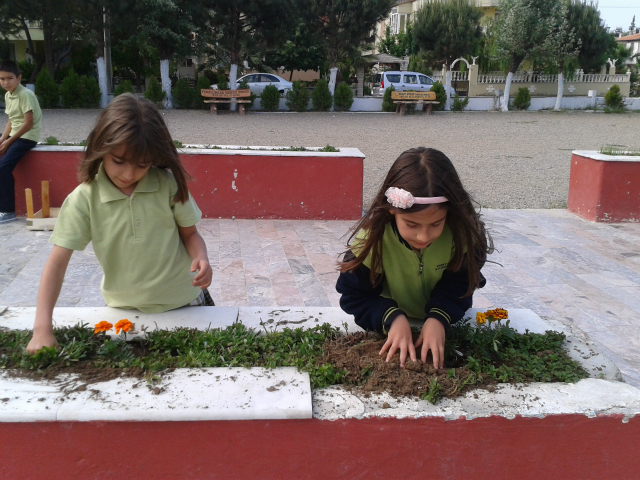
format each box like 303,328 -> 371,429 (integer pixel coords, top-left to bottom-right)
379,71 -> 456,96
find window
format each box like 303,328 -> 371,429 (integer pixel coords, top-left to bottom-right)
262,74 -> 278,82
419,75 -> 433,85
386,74 -> 401,83
404,74 -> 418,84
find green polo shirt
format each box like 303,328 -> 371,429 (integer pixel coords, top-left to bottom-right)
51,164 -> 202,312
5,84 -> 42,142
355,222 -> 454,321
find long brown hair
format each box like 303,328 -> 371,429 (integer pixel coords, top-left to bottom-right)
78,93 -> 191,203
340,147 -> 493,296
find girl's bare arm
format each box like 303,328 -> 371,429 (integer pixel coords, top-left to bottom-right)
178,225 -> 212,289
26,246 -> 73,354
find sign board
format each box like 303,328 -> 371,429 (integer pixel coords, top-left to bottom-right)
201,89 -> 251,98
391,91 -> 436,101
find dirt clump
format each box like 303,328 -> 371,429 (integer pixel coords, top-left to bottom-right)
323,332 -> 489,400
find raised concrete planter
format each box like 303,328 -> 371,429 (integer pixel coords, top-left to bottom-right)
568,150 -> 640,222
1,306 -> 638,479
13,145 -> 365,220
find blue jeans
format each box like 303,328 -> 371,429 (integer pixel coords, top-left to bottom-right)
0,138 -> 37,213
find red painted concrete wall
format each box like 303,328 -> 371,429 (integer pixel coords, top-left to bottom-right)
568,153 -> 640,222
1,415 -> 639,479
13,149 -> 363,220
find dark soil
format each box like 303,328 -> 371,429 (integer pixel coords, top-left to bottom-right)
323,332 -> 492,400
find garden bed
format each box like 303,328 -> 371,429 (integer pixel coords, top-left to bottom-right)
568,149 -> 640,222
14,145 -> 365,220
2,306 -> 639,479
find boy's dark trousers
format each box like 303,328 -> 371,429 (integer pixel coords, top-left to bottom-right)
0,138 -> 37,213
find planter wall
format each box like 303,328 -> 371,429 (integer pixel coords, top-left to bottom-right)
568,150 -> 640,222
13,146 -> 364,220
3,415 -> 640,480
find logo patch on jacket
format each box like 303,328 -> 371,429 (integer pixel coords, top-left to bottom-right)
435,263 -> 448,271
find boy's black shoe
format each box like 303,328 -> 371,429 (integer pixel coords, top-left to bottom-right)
0,212 -> 17,223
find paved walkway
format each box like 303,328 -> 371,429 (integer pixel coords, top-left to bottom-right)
1,210 -> 639,387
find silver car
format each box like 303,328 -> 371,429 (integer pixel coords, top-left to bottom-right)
237,73 -> 293,96
381,71 -> 457,96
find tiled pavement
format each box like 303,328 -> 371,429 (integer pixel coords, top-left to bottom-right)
1,210 -> 640,387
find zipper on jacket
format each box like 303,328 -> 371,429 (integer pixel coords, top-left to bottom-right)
418,261 -> 423,276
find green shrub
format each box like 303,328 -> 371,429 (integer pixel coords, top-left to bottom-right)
172,78 -> 195,109
79,76 -> 100,108
312,78 -> 332,111
238,78 -> 257,109
363,85 -> 372,96
285,80 -> 310,112
35,68 -> 59,108
60,70 -> 82,108
430,82 -> 446,111
216,78 -> 228,90
452,93 -> 469,112
196,76 -> 212,109
144,76 -> 166,104
114,80 -> 134,97
18,61 -> 35,83
260,84 -> 280,111
604,84 -> 624,110
382,85 -> 396,112
512,87 -> 531,110
44,136 -> 59,145
333,82 -> 353,111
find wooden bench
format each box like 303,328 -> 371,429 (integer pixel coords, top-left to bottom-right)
391,91 -> 439,115
201,88 -> 251,115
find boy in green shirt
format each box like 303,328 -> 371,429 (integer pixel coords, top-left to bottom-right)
0,60 -> 42,223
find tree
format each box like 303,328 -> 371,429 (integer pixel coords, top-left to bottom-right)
267,21 -> 324,80
412,0 -> 483,109
493,0 -> 561,111
379,25 -> 418,58
200,0 -> 294,110
135,0 -> 197,109
303,0 -> 395,98
542,1 -> 578,110
567,0 -> 612,73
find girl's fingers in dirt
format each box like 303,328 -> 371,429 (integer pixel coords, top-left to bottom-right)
379,337 -> 393,357
408,342 -> 417,364
385,343 -> 399,363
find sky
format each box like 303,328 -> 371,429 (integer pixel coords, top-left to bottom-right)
596,0 -> 640,31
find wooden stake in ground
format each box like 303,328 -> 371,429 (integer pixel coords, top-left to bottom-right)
41,181 -> 50,218
25,188 -> 34,219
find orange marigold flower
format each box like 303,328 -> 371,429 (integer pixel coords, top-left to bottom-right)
475,312 -> 487,325
488,308 -> 509,320
94,321 -> 113,334
115,319 -> 133,334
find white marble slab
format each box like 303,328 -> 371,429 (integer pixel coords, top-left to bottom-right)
238,307 -> 360,334
0,306 -> 239,339
1,367 -> 311,422
0,373 -> 63,422
313,379 -> 640,420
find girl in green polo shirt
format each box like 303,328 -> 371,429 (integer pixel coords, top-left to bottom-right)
336,147 -> 493,370
26,94 -> 213,354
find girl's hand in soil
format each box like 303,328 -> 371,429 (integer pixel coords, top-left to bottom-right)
190,258 -> 212,289
415,317 -> 446,369
26,329 -> 59,354
379,315 -> 416,368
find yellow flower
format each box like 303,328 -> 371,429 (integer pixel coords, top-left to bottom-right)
115,319 -> 133,334
94,321 -> 113,334
475,312 -> 487,325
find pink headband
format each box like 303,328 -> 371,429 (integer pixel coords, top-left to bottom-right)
385,187 -> 448,209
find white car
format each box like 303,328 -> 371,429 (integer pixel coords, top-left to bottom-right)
380,71 -> 457,96
236,73 -> 293,96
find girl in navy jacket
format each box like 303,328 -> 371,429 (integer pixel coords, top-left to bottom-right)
336,147 -> 492,369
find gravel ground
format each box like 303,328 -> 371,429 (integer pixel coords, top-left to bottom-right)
39,109 -> 639,209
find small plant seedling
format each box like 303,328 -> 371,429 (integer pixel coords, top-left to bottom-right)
45,136 -> 59,145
